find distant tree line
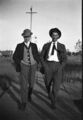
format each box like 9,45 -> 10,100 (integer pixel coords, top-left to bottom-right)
66,50 -> 82,56
0,50 -> 13,57
66,39 -> 82,56
0,40 -> 82,57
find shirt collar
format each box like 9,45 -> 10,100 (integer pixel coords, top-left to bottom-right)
52,41 -> 58,46
24,41 -> 30,47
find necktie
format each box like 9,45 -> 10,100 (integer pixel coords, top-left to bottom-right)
51,43 -> 56,55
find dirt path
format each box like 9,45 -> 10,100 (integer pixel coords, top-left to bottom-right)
0,72 -> 82,120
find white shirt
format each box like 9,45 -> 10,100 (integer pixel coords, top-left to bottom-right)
24,41 -> 30,48
47,41 -> 59,62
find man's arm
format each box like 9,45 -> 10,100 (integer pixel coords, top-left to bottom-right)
13,44 -> 20,65
61,44 -> 67,67
32,43 -> 40,64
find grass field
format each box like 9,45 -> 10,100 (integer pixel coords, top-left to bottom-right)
0,55 -> 82,83
67,55 -> 82,63
0,55 -> 82,116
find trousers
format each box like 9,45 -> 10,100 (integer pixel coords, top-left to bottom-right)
19,62 -> 37,103
43,61 -> 63,100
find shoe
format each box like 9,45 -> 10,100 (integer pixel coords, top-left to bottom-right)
50,94 -> 56,109
28,96 -> 32,102
18,102 -> 26,110
17,102 -> 22,109
48,92 -> 51,99
51,103 -> 56,109
28,87 -> 32,102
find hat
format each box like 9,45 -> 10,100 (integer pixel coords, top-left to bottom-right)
49,28 -> 61,38
22,29 -> 33,37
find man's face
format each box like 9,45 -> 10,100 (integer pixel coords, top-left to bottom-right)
24,36 -> 31,43
52,32 -> 59,42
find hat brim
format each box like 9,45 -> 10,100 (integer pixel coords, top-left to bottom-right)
22,32 -> 33,37
49,28 -> 61,38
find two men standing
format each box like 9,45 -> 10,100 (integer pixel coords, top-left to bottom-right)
13,27 -> 67,110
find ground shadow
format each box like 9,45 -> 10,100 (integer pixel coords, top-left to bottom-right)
31,100 -> 58,120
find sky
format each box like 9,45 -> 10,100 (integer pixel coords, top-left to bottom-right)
0,0 -> 82,52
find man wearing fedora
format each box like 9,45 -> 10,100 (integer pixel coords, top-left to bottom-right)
13,29 -> 40,110
40,27 -> 67,109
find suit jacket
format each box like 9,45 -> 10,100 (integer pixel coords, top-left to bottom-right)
40,41 -> 67,73
13,42 -> 40,72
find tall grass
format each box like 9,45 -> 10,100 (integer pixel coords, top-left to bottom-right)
63,55 -> 82,83
0,55 -> 82,83
63,65 -> 82,83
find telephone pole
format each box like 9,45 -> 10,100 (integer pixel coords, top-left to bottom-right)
26,7 -> 37,31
